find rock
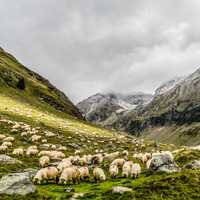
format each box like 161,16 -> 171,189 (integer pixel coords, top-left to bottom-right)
112,186 -> 132,194
0,154 -> 22,165
184,160 -> 200,169
0,170 -> 36,195
149,153 -> 179,173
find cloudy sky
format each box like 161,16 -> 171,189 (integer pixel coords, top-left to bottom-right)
0,0 -> 200,103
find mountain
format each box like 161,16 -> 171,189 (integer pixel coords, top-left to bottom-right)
77,92 -> 153,125
115,67 -> 200,145
155,77 -> 183,96
0,47 -> 82,119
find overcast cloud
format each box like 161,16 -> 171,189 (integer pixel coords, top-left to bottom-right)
0,0 -> 200,103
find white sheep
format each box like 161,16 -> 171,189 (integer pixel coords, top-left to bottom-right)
13,148 -> 24,156
93,167 -> 106,182
59,167 -> 80,185
79,166 -> 90,181
109,164 -> 119,179
26,146 -> 39,156
122,161 -> 133,178
39,156 -> 50,167
33,166 -> 59,184
57,159 -> 72,173
0,145 -> 8,152
2,141 -> 12,147
131,163 -> 141,178
111,158 -> 125,168
31,135 -> 42,142
0,134 -> 6,140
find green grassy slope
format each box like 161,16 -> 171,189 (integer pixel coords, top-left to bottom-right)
0,47 -> 82,119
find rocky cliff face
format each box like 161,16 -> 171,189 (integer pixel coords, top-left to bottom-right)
117,68 -> 200,135
77,92 -> 153,125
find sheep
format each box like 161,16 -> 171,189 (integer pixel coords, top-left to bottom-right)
2,141 -> 12,147
39,156 -> 50,167
111,158 -> 125,168
0,145 -> 8,152
78,156 -> 88,166
51,144 -> 57,150
38,151 -> 51,157
21,132 -> 28,137
75,150 -> 81,155
91,153 -> 104,165
93,167 -> 106,182
59,167 -> 80,185
31,135 -> 42,142
26,146 -> 39,156
57,159 -> 72,173
109,164 -> 119,179
122,161 -> 133,178
122,150 -> 129,157
33,166 -> 59,184
50,151 -> 65,160
41,139 -> 47,143
12,148 -> 24,156
131,163 -> 141,178
3,136 -> 14,142
58,146 -> 67,151
0,134 -> 6,140
79,166 -> 90,181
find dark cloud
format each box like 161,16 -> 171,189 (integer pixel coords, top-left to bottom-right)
0,0 -> 200,102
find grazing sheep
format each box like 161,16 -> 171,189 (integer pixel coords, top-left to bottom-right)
38,151 -> 51,157
109,164 -> 119,179
79,166 -> 90,181
122,150 -> 129,157
91,154 -> 104,165
39,156 -> 50,167
13,148 -> 24,156
2,141 -> 12,147
0,134 -> 6,140
59,167 -> 80,185
111,158 -> 125,168
0,145 -> 8,152
33,166 -> 59,184
131,163 -> 141,178
93,167 -> 106,182
21,132 -> 28,137
75,150 -> 81,155
3,136 -> 14,142
26,146 -> 39,156
58,146 -> 67,151
79,156 -> 87,166
31,135 -> 42,142
41,139 -> 47,143
57,159 -> 72,173
122,161 -> 133,178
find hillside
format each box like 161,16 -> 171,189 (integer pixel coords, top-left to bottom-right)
0,47 -> 82,119
0,48 -> 200,200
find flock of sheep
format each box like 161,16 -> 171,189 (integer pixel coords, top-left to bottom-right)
0,118 -> 173,186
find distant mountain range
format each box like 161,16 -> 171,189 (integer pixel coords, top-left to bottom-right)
77,92 -> 153,124
77,68 -> 200,145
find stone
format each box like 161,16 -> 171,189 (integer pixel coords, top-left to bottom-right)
0,170 -> 36,196
112,186 -> 132,194
70,192 -> 85,200
64,187 -> 75,193
149,152 -> 179,173
0,154 -> 22,165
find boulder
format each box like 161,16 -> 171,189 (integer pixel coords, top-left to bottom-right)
184,160 -> 200,169
0,169 -> 37,195
112,186 -> 132,194
0,154 -> 22,165
149,153 -> 179,173
70,193 -> 85,200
